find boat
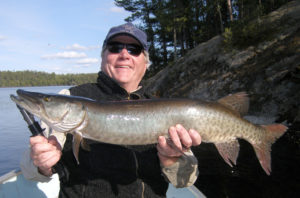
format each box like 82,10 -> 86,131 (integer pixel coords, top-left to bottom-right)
0,169 -> 206,198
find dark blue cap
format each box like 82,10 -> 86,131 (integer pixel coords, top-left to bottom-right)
103,22 -> 148,51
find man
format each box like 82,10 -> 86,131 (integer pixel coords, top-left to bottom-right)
21,23 -> 201,197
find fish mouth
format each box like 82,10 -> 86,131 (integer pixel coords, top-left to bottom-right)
10,89 -> 43,115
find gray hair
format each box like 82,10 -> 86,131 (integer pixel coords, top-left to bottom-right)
101,48 -> 150,69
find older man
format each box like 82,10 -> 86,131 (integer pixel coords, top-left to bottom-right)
21,23 -> 201,198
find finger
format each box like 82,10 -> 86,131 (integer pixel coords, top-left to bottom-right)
189,129 -> 201,146
31,142 -> 59,156
33,150 -> 61,168
157,136 -> 167,147
32,150 -> 53,164
169,126 -> 182,150
157,136 -> 182,157
157,144 -> 182,158
48,136 -> 62,150
30,135 -> 48,145
175,124 -> 192,149
31,145 -> 62,165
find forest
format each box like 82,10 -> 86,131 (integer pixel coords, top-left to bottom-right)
0,0 -> 291,87
114,0 -> 292,77
0,71 -> 97,87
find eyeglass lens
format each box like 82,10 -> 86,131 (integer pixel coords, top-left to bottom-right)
107,42 -> 143,56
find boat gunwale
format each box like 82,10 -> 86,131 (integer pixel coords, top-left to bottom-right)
0,169 -> 22,184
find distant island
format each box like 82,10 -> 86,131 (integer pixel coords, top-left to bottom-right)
0,71 -> 98,87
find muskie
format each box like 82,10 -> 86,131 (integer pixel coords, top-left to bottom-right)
10,89 -> 287,175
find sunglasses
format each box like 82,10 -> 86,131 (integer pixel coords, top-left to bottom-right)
106,42 -> 143,56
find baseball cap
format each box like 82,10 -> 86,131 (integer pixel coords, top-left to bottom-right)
103,22 -> 148,51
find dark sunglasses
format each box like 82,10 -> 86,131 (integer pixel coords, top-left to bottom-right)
106,42 -> 143,56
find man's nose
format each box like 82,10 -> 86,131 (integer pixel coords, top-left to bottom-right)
119,47 -> 130,58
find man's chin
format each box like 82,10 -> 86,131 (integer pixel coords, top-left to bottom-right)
113,72 -> 132,82
114,77 -> 131,86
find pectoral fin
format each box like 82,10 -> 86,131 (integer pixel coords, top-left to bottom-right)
215,140 -> 240,166
72,131 -> 83,164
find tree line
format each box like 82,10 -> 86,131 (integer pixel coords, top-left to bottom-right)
0,71 -> 97,87
115,0 -> 291,77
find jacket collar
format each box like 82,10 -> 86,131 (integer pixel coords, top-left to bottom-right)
97,71 -> 144,100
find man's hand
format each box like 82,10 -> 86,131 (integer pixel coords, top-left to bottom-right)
157,124 -> 201,167
30,135 -> 62,176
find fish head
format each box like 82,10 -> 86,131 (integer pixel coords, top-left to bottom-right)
11,89 -> 87,132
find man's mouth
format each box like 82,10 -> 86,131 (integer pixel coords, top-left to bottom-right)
116,65 -> 130,69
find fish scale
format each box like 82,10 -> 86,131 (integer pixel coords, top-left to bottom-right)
10,89 -> 287,175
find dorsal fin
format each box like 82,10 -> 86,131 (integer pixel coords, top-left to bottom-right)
217,92 -> 249,116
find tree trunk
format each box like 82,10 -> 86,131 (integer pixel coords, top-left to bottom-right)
217,4 -> 224,33
227,0 -> 234,21
173,27 -> 177,61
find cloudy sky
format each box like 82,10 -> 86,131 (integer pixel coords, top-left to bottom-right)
0,0 -> 130,74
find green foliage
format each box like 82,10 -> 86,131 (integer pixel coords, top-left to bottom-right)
223,19 -> 279,50
0,71 -> 97,87
115,0 -> 291,78
223,27 -> 233,50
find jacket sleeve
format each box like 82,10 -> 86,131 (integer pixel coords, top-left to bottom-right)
160,149 -> 199,188
20,89 -> 70,182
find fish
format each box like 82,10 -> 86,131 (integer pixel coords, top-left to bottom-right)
10,89 -> 287,175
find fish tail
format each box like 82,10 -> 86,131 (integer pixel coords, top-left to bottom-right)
253,124 -> 288,175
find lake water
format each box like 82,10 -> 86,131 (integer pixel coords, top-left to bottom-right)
0,86 -> 70,176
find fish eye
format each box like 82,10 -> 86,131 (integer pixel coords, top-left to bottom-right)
43,97 -> 51,102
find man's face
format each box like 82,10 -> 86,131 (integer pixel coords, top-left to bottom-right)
101,35 -> 147,92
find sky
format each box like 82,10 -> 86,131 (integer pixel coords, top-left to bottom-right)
0,0 -> 131,74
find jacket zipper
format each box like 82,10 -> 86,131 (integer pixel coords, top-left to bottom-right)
132,151 -> 145,198
129,93 -> 144,197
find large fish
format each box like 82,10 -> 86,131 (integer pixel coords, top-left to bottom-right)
10,89 -> 287,175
